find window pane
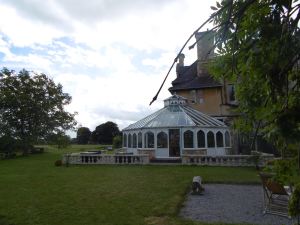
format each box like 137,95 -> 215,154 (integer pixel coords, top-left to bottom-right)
207,131 -> 215,148
197,130 -> 205,148
184,130 -> 194,148
145,132 -> 154,148
138,132 -> 142,148
128,134 -> 132,148
123,134 -> 127,147
216,131 -> 224,147
157,132 -> 168,148
225,131 -> 230,147
133,133 -> 137,148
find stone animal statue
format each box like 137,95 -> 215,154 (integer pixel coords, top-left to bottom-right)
192,176 -> 204,194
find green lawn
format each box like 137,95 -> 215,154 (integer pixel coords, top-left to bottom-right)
0,146 -> 260,225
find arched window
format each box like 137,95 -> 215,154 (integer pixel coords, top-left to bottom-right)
138,132 -> 142,148
197,130 -> 205,148
123,134 -> 127,147
133,133 -> 137,148
225,131 -> 230,147
157,132 -> 168,148
216,131 -> 224,147
184,130 -> 194,148
207,131 -> 215,148
144,131 -> 154,148
128,134 -> 132,148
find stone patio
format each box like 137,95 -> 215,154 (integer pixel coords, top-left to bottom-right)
180,184 -> 295,225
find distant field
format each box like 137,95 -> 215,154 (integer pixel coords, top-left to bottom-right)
0,145 -> 260,225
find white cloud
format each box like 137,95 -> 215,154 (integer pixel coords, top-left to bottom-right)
54,70 -> 165,130
0,5 -> 65,47
0,34 -> 11,56
4,53 -> 53,72
142,51 -> 177,72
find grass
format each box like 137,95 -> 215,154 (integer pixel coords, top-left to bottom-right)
0,145 -> 260,225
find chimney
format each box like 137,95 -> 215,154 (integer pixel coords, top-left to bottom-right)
195,30 -> 214,76
195,30 -> 214,61
176,53 -> 185,77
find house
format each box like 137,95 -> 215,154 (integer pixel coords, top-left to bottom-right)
122,94 -> 231,158
168,31 -> 277,155
169,31 -> 238,123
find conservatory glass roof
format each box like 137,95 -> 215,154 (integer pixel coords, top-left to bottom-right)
123,95 -> 227,131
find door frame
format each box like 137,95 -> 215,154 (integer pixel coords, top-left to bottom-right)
169,129 -> 180,157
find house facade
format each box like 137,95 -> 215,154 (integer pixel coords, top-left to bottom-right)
169,31 -> 240,153
169,31 -> 238,122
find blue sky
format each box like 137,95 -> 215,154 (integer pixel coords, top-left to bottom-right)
0,0 -> 215,135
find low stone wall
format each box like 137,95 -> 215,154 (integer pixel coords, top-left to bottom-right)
137,148 -> 155,159
183,148 -> 207,155
225,147 -> 234,155
63,153 -> 150,165
62,152 -> 274,167
181,154 -> 274,167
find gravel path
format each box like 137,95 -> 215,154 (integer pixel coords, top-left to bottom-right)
179,184 -> 294,225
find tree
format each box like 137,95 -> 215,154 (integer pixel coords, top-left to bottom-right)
89,130 -> 98,144
76,127 -> 91,144
0,68 -> 77,154
93,121 -> 120,144
46,132 -> 71,149
208,0 -> 300,152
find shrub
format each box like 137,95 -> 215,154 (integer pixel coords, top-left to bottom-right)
247,151 -> 262,170
113,135 -> 122,149
289,183 -> 300,217
54,160 -> 63,167
46,132 -> 71,149
264,158 -> 297,185
0,135 -> 20,158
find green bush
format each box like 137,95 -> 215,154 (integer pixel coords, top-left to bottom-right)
247,151 -> 262,170
46,132 -> 71,149
264,158 -> 297,185
112,136 -> 122,149
54,160 -> 63,167
0,135 -> 20,158
289,183 -> 300,217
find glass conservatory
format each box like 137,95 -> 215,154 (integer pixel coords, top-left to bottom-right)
122,95 -> 231,158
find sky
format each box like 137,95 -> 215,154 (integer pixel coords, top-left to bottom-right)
0,0 -> 216,135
